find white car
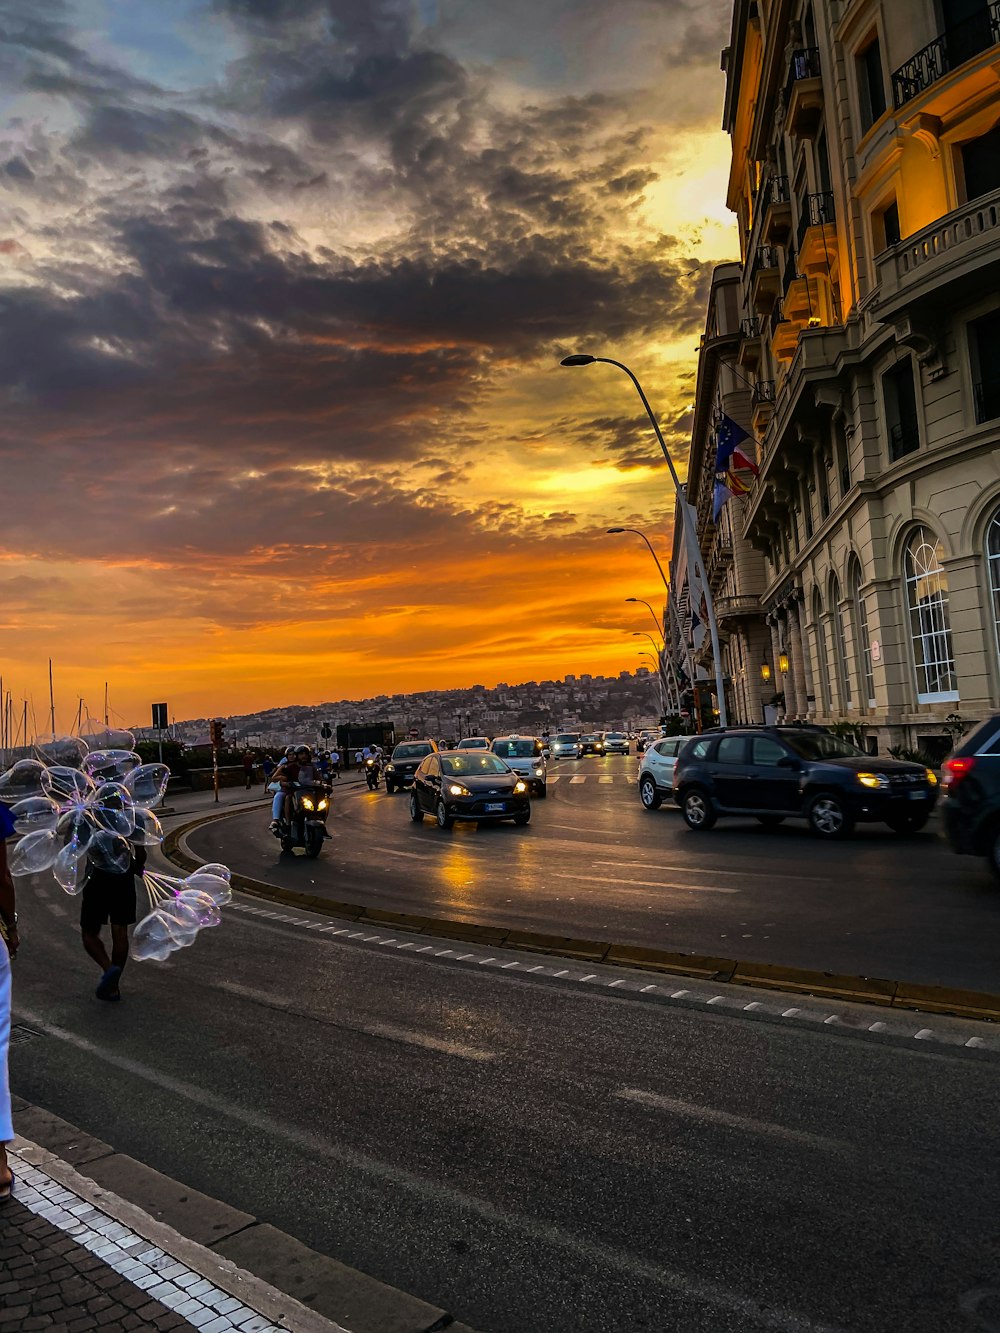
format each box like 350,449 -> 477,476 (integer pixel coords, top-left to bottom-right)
458,737 -> 491,750
550,732 -> 583,759
490,735 -> 548,797
638,736 -> 685,810
603,732 -> 630,755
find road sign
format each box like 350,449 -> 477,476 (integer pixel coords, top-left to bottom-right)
321,723 -> 332,739
152,702 -> 168,729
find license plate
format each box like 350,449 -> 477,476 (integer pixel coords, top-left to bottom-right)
485,802 -> 505,812
909,791 -> 926,801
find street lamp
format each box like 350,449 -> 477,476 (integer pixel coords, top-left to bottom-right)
760,660 -> 773,684
626,596 -> 663,637
778,647 -> 790,675
565,354 -> 728,726
627,598 -> 682,717
607,528 -> 669,589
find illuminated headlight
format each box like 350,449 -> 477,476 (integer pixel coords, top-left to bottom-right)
301,796 -> 315,810
514,780 -> 527,794
449,783 -> 470,797
533,767 -> 544,776
926,769 -> 938,786
386,763 -> 395,772
857,772 -> 889,790
318,798 -> 329,810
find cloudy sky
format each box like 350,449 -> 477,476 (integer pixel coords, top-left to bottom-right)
0,0 -> 735,729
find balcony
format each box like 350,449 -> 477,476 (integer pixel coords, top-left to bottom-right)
749,243 -> 781,310
714,593 -> 763,624
892,4 -> 1000,109
759,175 -> 792,243
738,314 -> 765,370
784,46 -> 823,137
751,378 -> 776,433
771,270 -> 838,360
796,191 -> 838,273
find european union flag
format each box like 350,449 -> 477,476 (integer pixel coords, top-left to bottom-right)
714,413 -> 751,471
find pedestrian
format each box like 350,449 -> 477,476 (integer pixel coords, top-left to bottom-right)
330,748 -> 340,779
262,753 -> 275,787
81,843 -> 147,1002
0,798 -> 19,1200
354,748 -> 364,768
242,748 -> 254,790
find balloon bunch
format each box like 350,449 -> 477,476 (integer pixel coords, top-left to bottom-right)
0,729 -> 232,962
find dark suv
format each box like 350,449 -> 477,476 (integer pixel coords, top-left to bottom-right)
384,739 -> 438,793
672,725 -> 939,839
941,714 -> 1000,880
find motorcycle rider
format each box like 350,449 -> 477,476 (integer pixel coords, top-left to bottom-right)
269,746 -> 318,832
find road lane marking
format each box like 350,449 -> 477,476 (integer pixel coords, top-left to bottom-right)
593,860 -> 826,883
549,873 -> 736,894
570,775 -> 587,784
599,775 -> 614,784
8,1006 -> 850,1333
614,1088 -> 854,1157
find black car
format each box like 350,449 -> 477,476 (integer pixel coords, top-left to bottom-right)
384,739 -> 438,793
672,725 -> 939,839
409,750 -> 531,829
941,713 -> 1000,879
579,733 -> 605,756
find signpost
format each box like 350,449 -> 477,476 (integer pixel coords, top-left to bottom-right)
209,718 -> 224,803
152,702 -> 168,767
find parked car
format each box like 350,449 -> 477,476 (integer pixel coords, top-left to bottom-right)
941,713 -> 1000,879
490,736 -> 548,796
550,732 -> 583,759
458,737 -> 491,750
603,732 -> 630,755
671,725 -> 939,838
384,739 -> 438,793
409,750 -> 531,829
580,733 -> 605,756
637,736 -> 686,810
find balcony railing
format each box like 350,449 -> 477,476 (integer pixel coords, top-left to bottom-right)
769,300 -> 786,336
782,246 -> 798,296
752,378 -> 776,405
892,3 -> 1000,108
974,377 -> 1000,424
715,594 -> 763,623
750,244 -> 779,283
785,46 -> 821,102
796,191 -> 836,248
740,315 -> 763,338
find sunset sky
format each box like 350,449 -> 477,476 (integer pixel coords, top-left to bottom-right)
0,0 -> 736,730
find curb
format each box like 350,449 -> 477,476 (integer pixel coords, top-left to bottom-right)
166,808 -> 1000,1023
11,1100 -> 476,1333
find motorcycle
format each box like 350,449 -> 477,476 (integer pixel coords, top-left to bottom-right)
273,782 -> 332,858
364,755 -> 381,790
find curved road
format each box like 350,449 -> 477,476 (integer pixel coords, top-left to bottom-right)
186,755 -> 1000,992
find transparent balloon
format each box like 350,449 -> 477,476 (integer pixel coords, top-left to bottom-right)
158,897 -> 201,946
90,783 -> 136,837
83,749 -> 140,784
176,888 -> 221,928
42,765 -> 95,804
183,871 -> 232,907
10,796 -> 60,835
196,863 -> 231,883
131,911 -> 177,962
37,736 -> 89,769
53,840 -> 89,896
78,724 -> 135,753
123,763 -> 169,810
87,830 -> 133,874
9,828 -> 60,876
129,808 -> 163,847
0,759 -> 47,801
56,806 -> 95,851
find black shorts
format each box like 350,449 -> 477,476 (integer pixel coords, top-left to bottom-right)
80,875 -> 137,933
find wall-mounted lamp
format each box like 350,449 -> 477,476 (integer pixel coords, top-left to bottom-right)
760,660 -> 773,684
778,648 -> 790,674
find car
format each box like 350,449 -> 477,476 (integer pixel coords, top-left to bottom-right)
603,732 -> 630,755
490,735 -> 548,796
637,736 -> 685,810
550,732 -> 583,759
941,713 -> 1000,880
579,732 -> 606,756
671,725 -> 939,838
458,737 -> 491,750
635,730 -> 658,754
409,749 -> 531,829
384,739 -> 438,793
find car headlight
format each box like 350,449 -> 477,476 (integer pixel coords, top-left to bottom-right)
449,783 -> 470,796
926,769 -> 938,786
317,798 -> 329,810
857,772 -> 889,790
301,796 -> 315,810
514,780 -> 527,794
386,763 -> 395,771
533,767 -> 543,776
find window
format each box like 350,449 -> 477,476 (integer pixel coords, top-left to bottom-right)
688,738 -> 712,759
832,578 -> 853,709
850,561 -> 876,707
960,123 -> 1000,203
904,527 -> 959,703
716,737 -> 747,764
817,458 -> 830,520
752,736 -> 787,765
883,357 -> 919,460
969,308 -> 1000,423
987,506 -> 1000,671
875,199 -> 900,251
858,37 -> 887,132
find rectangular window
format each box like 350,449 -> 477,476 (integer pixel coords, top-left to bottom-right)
969,307 -> 1000,422
961,123 -> 1000,202
883,357 -> 920,460
716,737 -> 747,764
858,38 -> 887,132
875,199 -> 901,252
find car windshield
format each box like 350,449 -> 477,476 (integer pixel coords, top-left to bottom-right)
393,743 -> 432,760
555,734 -> 578,743
441,754 -> 509,777
492,740 -> 537,758
606,733 -> 625,740
459,738 -> 489,748
782,732 -> 866,760
581,735 -> 599,742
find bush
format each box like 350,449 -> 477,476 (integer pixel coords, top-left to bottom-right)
888,745 -> 937,767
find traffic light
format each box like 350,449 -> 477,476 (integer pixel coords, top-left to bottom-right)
209,719 -> 225,747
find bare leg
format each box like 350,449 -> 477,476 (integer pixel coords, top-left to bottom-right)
110,925 -> 129,972
0,1144 -> 10,1194
82,929 -> 111,973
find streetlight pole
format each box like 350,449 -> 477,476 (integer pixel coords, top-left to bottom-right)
626,597 -> 683,716
564,354 -> 728,726
633,632 -> 676,716
637,653 -> 666,715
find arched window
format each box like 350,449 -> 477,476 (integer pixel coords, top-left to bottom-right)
904,526 -> 958,703
812,589 -> 831,714
988,507 -> 1000,668
831,576 -> 853,709
850,560 -> 876,707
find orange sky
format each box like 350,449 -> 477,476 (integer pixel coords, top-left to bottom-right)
0,0 -> 737,729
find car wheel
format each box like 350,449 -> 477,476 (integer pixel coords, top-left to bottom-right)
409,792 -> 424,823
535,783 -> 547,799
639,775 -> 662,810
436,800 -> 454,830
807,792 -> 855,839
514,809 -> 531,826
681,788 -> 716,831
886,812 -> 930,834
755,815 -> 786,828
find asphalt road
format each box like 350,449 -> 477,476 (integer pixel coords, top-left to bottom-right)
10,872 -> 1000,1333
187,755 -> 1000,992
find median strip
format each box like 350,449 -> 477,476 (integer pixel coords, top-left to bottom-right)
165,809 -> 1000,1024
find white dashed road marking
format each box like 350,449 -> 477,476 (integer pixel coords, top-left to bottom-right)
615,1088 -> 854,1156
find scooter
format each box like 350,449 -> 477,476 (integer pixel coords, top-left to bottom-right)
273,783 -> 331,858
365,756 -> 381,790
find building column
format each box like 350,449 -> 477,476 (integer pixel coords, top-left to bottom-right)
789,602 -> 810,721
779,611 -> 801,718
768,617 -> 785,718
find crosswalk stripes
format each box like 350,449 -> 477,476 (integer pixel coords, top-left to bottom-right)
546,773 -> 636,786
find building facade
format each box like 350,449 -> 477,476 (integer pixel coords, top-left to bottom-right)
702,0 -> 1000,757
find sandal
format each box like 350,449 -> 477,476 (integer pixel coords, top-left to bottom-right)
0,1170 -> 14,1201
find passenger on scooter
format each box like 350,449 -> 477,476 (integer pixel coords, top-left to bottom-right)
269,746 -> 318,831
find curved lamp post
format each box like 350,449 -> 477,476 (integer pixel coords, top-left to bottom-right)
564,354 -> 728,726
633,631 -> 679,715
637,652 -> 666,715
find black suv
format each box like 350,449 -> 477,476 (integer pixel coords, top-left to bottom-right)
672,725 -> 939,839
384,739 -> 438,793
941,714 -> 1000,880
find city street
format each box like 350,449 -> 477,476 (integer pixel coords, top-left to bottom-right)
186,755 -> 1000,992
9,860 -> 1000,1333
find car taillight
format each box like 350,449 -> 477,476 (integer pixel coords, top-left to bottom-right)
942,757 -> 976,789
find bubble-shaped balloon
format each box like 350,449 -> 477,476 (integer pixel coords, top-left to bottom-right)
78,724 -> 135,752
56,806 -> 95,850
131,911 -> 177,962
10,795 -> 60,835
0,759 -> 47,801
177,888 -> 221,928
41,765 -> 95,804
183,871 -> 231,907
37,736 -> 89,768
196,863 -> 231,883
53,840 -> 89,895
87,829 -> 133,873
9,828 -> 59,876
129,807 -> 164,847
83,749 -> 140,784
90,783 -> 136,837
123,763 -> 169,810
158,897 -> 201,946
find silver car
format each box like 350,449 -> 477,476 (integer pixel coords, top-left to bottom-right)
490,736 -> 548,797
638,736 -> 685,810
603,731 -> 630,755
550,732 -> 583,760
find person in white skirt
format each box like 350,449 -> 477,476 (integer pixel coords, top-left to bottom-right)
0,798 -> 18,1201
